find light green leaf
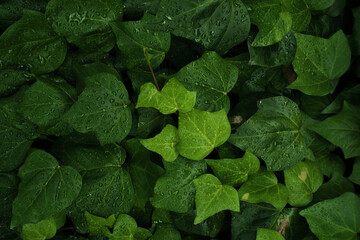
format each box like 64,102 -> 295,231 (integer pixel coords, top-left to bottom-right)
151,156 -> 207,213
206,151 -> 260,187
238,171 -> 288,210
349,158 -> 360,185
110,13 -> 170,70
110,214 -> 137,240
175,51 -> 238,112
284,160 -> 323,207
0,68 -> 33,97
229,96 -> 314,171
148,0 -> 250,55
289,30 -> 351,96
64,63 -> 132,145
11,150 -> 82,228
141,124 -> 179,162
256,228 -> 284,240
193,174 -> 239,224
309,102 -> 360,159
136,78 -> 196,114
21,217 -> 57,240
0,10 -> 66,74
178,108 -> 231,160
300,192 -> 360,240
85,212 -> 116,237
46,0 -> 123,54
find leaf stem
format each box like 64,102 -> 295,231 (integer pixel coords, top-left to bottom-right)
143,48 -> 160,91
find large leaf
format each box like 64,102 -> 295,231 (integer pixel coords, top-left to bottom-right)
229,96 -> 314,171
110,14 -> 171,70
11,150 -> 82,227
193,174 -> 239,224
64,63 -> 132,145
309,102 -> 360,159
175,51 -> 238,112
21,217 -> 57,240
289,30 -> 351,96
151,156 -> 207,213
148,0 -> 250,55
177,108 -> 231,160
300,192 -> 360,240
46,0 -> 123,54
0,10 -> 66,74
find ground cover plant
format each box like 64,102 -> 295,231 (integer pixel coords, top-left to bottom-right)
0,0 -> 360,239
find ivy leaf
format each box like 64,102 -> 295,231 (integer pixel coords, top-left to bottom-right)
284,160 -> 323,207
136,78 -> 196,114
175,51 -> 238,112
151,156 -> 207,213
46,0 -> 123,54
141,124 -> 179,162
148,0 -> 250,55
110,13 -> 171,70
229,96 -> 314,171
205,151 -> 260,187
256,228 -> 284,240
300,192 -> 360,240
178,108 -> 231,160
85,212 -> 116,237
11,150 -> 82,228
0,10 -> 66,74
193,174 -> 239,224
289,30 -> 351,96
237,171 -> 288,210
21,217 -> 57,240
349,158 -> 360,185
309,102 -> 360,159
64,63 -> 132,145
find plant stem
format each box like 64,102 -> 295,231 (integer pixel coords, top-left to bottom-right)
143,48 -> 160,91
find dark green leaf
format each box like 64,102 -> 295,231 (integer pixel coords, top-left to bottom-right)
349,158 -> 360,185
0,173 -> 18,228
0,68 -> 34,97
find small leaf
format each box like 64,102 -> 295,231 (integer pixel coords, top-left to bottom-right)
193,174 -> 239,224
110,214 -> 137,240
178,108 -> 231,160
256,228 -> 284,240
85,212 -> 116,237
140,124 -> 179,162
21,217 -> 57,240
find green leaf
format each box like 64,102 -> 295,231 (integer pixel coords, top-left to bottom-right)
309,102 -> 360,159
0,173 -> 18,228
205,151 -> 260,187
0,68 -> 34,97
46,0 -> 123,54
85,212 -> 116,237
11,150 -> 82,228
136,78 -> 196,114
64,63 -> 132,145
21,217 -> 57,240
110,14 -> 170,70
136,108 -> 174,138
229,96 -> 314,171
193,174 -> 239,224
256,228 -> 284,240
289,30 -> 351,96
178,108 -> 231,160
149,224 -> 181,240
110,214 -> 137,240
151,156 -> 207,213
148,0 -> 250,55
141,124 -> 179,162
0,10 -> 66,74
238,171 -> 288,210
349,158 -> 360,185
352,7 -> 360,55
284,160 -> 323,207
306,0 -> 336,11
175,51 -> 238,112
300,192 -> 360,240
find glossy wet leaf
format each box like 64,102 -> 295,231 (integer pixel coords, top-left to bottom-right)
193,174 -> 239,224
111,14 -> 170,70
0,10 -> 66,74
21,217 -> 57,240
289,30 -> 351,96
178,108 -> 231,160
237,171 -> 288,210
151,156 -> 207,213
11,150 -> 82,228
205,151 -> 260,187
0,68 -> 34,97
300,192 -> 360,240
256,228 -> 284,240
229,96 -> 314,171
284,161 -> 323,207
85,212 -> 116,237
110,214 -> 137,240
64,64 -> 132,145
141,124 -> 179,162
309,102 -> 360,159
175,51 -> 238,112
349,158 -> 360,185
148,0 -> 250,55
136,78 -> 196,114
